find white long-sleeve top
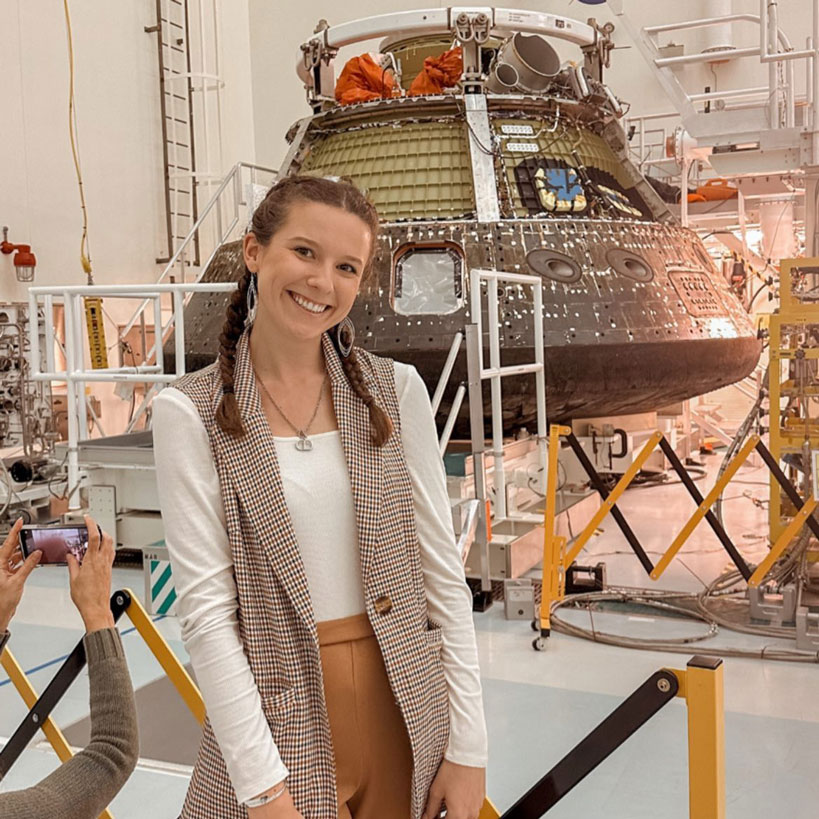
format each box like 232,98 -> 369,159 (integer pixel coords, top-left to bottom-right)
151,362 -> 487,805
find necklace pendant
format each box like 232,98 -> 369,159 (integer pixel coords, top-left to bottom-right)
295,432 -> 313,452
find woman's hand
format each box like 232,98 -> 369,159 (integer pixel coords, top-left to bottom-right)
246,784 -> 304,818
422,759 -> 486,819
0,519 -> 41,633
66,515 -> 115,633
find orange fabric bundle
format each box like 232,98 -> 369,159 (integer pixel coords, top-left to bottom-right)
408,46 -> 463,96
335,54 -> 396,105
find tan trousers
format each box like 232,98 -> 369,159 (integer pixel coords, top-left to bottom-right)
318,613 -> 414,819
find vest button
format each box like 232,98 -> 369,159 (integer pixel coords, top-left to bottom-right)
374,594 -> 393,615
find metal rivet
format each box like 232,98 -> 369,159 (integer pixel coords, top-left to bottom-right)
657,678 -> 671,693
32,714 -> 39,724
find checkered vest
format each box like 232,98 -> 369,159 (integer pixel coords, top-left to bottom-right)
173,330 -> 449,818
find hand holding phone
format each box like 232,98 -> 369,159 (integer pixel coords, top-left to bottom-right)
67,515 -> 116,634
0,519 -> 41,633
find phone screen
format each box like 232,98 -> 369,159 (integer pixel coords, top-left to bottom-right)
20,525 -> 90,565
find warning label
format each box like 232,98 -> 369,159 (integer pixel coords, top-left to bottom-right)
668,270 -> 724,317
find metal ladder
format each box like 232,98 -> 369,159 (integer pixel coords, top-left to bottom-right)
466,268 -> 547,607
146,0 -> 200,266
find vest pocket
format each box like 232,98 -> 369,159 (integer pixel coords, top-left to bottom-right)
424,620 -> 444,652
260,688 -> 296,724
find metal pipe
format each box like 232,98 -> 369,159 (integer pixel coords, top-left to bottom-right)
153,296 -> 164,373
680,157 -> 691,228
646,13 -> 767,35
786,55 -> 795,127
27,290 -> 40,379
469,270 -> 484,376
30,283 -> 237,296
806,37 -> 813,128
128,382 -> 160,433
813,1 -> 819,163
431,331 -> 463,417
481,363 -> 542,378
532,280 -> 547,485
72,296 -> 88,444
688,86 -> 768,102
766,0 -> 780,127
439,383 -> 466,455
487,276 -> 506,521
173,290 -> 186,376
43,295 -> 54,375
656,46 -> 760,67
31,372 -> 180,384
63,302 -> 79,509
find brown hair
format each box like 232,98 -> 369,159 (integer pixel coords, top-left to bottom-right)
215,175 -> 393,446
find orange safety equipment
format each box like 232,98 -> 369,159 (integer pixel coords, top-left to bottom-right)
697,179 -> 738,201
408,47 -> 463,96
335,54 -> 396,105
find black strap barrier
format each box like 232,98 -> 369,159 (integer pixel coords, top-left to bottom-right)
754,440 -> 819,541
564,432 -> 817,583
658,437 -> 753,581
499,669 -> 679,818
0,590 -> 132,781
565,433 -> 655,574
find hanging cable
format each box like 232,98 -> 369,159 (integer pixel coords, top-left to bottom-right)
63,0 -> 93,284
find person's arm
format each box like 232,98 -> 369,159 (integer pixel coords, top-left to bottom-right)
152,388 -> 290,806
395,364 -> 488,767
0,629 -> 138,819
0,518 -> 41,636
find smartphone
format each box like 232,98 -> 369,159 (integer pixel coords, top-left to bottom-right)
19,524 -> 91,566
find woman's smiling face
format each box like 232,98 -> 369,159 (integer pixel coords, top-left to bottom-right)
243,200 -> 373,343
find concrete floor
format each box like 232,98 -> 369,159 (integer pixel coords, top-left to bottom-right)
1,457 -> 817,818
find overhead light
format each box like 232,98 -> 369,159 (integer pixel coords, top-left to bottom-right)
1,225 -> 36,282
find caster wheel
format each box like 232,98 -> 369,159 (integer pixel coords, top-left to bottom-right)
532,637 -> 546,651
531,619 -> 539,632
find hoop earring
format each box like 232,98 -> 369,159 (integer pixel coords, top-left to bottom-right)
245,273 -> 258,327
336,316 -> 355,358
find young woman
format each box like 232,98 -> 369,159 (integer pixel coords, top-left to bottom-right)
152,176 -> 487,819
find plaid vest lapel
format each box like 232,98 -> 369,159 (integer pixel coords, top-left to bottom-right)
321,333 -> 383,586
213,330 -> 316,630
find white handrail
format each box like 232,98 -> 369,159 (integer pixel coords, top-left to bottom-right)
28,282 -> 238,508
469,268 -> 547,523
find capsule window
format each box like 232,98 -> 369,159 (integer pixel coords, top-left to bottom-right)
392,244 -> 464,315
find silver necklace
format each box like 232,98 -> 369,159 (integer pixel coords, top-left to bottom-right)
257,373 -> 328,452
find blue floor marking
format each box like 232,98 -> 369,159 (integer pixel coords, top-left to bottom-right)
0,614 -> 168,688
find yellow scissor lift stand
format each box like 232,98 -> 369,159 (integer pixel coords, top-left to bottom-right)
537,413 -> 819,639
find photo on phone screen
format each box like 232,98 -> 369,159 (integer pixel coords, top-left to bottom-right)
20,525 -> 90,565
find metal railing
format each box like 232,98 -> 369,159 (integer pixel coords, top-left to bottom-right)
469,268 -> 547,522
615,1 -> 819,160
118,161 -> 276,352
28,282 -> 238,508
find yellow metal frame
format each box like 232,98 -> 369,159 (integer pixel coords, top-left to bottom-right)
0,589 -> 204,818
748,496 -> 819,587
768,257 -> 819,543
668,660 -> 726,819
650,434 -> 760,580
564,431 -> 663,569
539,424 -> 571,632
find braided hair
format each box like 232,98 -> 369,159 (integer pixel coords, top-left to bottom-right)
215,176 -> 393,447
